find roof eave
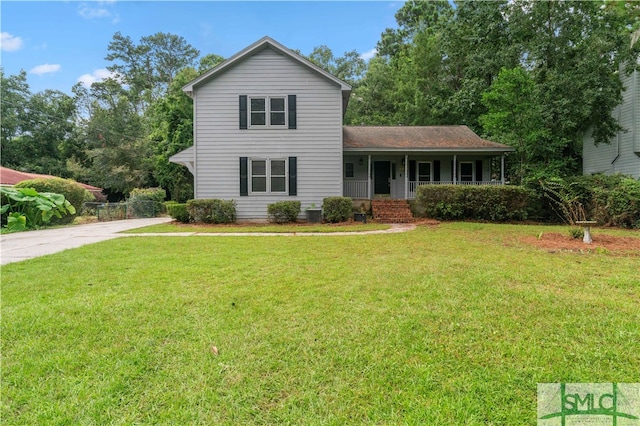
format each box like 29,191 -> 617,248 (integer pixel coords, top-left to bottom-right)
183,36 -> 352,94
343,147 -> 515,153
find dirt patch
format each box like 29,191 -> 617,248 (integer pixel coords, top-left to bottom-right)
522,232 -> 640,254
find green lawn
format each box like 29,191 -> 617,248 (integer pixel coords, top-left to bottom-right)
2,223 -> 638,424
124,221 -> 391,234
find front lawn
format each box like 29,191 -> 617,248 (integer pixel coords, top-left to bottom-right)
123,221 -> 391,234
2,223 -> 638,424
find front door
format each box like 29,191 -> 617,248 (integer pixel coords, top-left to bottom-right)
374,161 -> 391,195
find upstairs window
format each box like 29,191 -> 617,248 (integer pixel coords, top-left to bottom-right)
249,96 -> 286,128
240,95 -> 296,129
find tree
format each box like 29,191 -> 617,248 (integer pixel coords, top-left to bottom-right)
1,69 -> 31,168
480,67 -> 550,183
70,79 -> 150,196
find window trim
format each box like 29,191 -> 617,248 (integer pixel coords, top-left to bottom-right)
248,95 -> 288,128
459,161 -> 474,182
344,162 -> 355,179
417,161 -> 433,183
249,157 -> 288,194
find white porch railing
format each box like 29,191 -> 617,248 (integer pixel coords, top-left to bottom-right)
343,180 -> 369,199
344,180 -> 504,199
407,180 -> 503,199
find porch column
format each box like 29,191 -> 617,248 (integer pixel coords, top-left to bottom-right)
367,155 -> 372,199
404,154 -> 408,199
453,155 -> 457,184
501,155 -> 505,184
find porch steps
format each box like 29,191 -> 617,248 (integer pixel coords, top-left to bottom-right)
371,199 -> 414,223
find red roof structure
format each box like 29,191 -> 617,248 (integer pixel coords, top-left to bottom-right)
0,166 -> 105,200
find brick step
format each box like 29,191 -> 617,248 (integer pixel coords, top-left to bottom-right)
371,199 -> 414,223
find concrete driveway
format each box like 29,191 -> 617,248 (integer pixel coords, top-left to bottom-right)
0,217 -> 172,265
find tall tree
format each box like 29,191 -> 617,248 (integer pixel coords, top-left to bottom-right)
70,79 -> 150,196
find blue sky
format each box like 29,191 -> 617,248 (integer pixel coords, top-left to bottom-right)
1,1 -> 403,94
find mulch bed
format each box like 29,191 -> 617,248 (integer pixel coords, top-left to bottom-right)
521,232 -> 640,254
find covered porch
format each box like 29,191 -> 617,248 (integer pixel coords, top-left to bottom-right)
341,126 -> 514,200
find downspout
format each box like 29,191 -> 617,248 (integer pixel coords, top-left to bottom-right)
634,68 -> 640,157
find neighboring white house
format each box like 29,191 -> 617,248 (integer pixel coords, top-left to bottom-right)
583,60 -> 640,179
171,36 -> 514,220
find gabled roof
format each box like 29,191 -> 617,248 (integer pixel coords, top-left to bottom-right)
183,36 -> 352,95
343,126 -> 514,153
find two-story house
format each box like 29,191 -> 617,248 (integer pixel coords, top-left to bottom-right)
170,36 -> 514,220
583,58 -> 640,179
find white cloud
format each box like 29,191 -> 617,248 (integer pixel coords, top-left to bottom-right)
360,48 -> 377,61
1,32 -> 24,52
77,69 -> 117,87
30,64 -> 61,75
78,2 -> 119,23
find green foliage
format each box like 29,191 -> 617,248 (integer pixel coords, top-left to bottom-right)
568,227 -> 584,240
1,187 -> 76,231
15,178 -> 91,225
127,187 -> 166,218
186,199 -> 236,224
415,185 -> 532,221
563,175 -> 640,229
166,203 -> 190,223
267,201 -> 301,223
322,197 -> 353,223
539,180 -> 588,226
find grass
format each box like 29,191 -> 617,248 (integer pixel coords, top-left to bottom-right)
123,221 -> 391,234
2,223 -> 639,424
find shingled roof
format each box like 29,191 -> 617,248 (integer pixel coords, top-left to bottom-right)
0,166 -> 105,200
343,126 -> 513,152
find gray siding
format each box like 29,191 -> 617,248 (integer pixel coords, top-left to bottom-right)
584,68 -> 640,178
193,48 -> 343,219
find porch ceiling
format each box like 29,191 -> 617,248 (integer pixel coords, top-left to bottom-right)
343,126 -> 514,153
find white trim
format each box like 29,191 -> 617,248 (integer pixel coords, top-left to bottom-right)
249,157 -> 288,195
417,161 -> 433,183
459,161 -> 474,183
183,36 -> 352,94
248,95 -> 288,129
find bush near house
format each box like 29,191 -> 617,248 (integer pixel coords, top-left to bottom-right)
128,187 -> 167,218
267,201 -> 301,223
186,199 -> 236,224
14,177 -> 93,225
323,196 -> 353,223
165,202 -> 190,223
415,185 -> 532,221
561,175 -> 640,228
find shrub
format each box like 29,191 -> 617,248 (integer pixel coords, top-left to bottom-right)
323,196 -> 353,223
15,177 -> 91,225
166,203 -> 190,223
540,175 -> 640,228
267,201 -> 301,223
415,185 -> 533,221
128,187 -> 166,218
186,199 -> 236,224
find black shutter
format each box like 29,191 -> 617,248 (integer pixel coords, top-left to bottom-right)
239,95 -> 247,129
475,160 -> 483,182
409,160 -> 416,182
240,157 -> 248,196
288,95 -> 297,129
434,160 -> 441,182
288,157 -> 297,195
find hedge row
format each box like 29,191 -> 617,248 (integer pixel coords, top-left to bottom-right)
415,185 -> 533,221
